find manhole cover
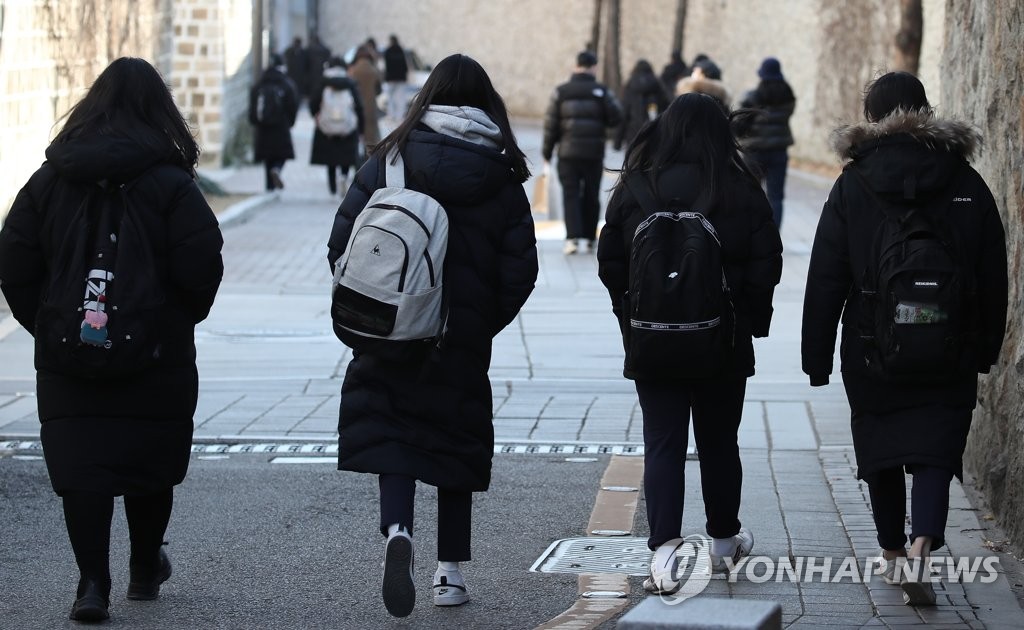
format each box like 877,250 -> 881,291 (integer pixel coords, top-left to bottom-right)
530,537 -> 652,575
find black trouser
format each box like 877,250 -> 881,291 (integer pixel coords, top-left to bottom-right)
378,474 -> 472,561
747,149 -> 788,227
327,165 -> 351,194
636,378 -> 746,550
62,489 -> 174,584
263,159 -> 286,191
557,158 -> 604,241
864,465 -> 954,551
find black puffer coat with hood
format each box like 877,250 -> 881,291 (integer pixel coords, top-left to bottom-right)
801,110 -> 1007,478
0,124 -> 224,495
327,106 -> 538,492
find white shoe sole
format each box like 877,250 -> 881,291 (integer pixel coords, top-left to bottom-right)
433,587 -> 469,607
382,535 -> 415,617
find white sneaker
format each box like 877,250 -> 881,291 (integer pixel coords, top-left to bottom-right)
382,530 -> 415,617
433,566 -> 470,607
642,538 -> 684,594
875,551 -> 906,585
709,528 -> 754,573
562,239 -> 578,255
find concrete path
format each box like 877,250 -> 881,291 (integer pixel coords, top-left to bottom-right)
1,110 -> 1021,629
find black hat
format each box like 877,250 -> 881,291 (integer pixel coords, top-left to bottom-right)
577,51 -> 598,68
695,59 -> 722,80
758,57 -> 784,81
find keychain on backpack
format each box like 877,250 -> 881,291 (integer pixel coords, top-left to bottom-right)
81,294 -> 109,347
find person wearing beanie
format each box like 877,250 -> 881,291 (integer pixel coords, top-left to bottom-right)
738,56 -> 796,227
675,58 -> 731,110
542,50 -> 623,255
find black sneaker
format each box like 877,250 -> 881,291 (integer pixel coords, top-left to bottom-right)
127,548 -> 172,601
382,530 -> 415,617
69,577 -> 110,622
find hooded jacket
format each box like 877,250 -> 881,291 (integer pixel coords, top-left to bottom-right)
802,109 -> 1008,414
0,124 -> 224,494
542,73 -> 623,162
676,77 -> 731,110
327,106 -> 538,492
248,67 -> 299,162
614,72 -> 670,151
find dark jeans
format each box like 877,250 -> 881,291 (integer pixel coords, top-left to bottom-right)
378,474 -> 472,561
636,378 -> 747,549
263,159 -> 286,191
864,465 -> 954,551
62,489 -> 174,583
748,149 -> 788,227
557,158 -> 604,241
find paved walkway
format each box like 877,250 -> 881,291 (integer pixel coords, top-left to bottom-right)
1,110 -> 1021,629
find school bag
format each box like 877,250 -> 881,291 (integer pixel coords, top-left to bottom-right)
317,85 -> 358,137
35,179 -> 167,378
331,150 -> 449,362
855,166 -> 976,382
622,178 -> 734,377
255,82 -> 287,125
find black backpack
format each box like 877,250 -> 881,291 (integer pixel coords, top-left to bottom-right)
35,180 -> 167,378
622,179 -> 734,377
255,82 -> 288,126
856,167 -> 976,382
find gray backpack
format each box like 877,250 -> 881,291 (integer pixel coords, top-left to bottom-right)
331,150 -> 449,361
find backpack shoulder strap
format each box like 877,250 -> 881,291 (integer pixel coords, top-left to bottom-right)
384,149 -> 406,188
623,175 -> 659,216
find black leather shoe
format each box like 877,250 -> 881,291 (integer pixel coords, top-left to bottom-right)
126,548 -> 172,601
69,577 -> 110,622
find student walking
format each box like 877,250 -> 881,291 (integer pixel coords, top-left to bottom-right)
597,93 -> 782,592
249,54 -> 300,191
542,50 -> 623,255
801,72 -> 1008,606
383,34 -> 410,121
0,57 -> 224,623
614,59 -> 670,153
327,53 -> 538,618
348,45 -> 383,152
310,57 -> 364,196
738,57 -> 796,227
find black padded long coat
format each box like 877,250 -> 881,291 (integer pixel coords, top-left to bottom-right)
327,126 -> 538,492
801,110 -> 1008,478
0,124 -> 224,495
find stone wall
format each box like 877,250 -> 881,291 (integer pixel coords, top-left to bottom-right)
941,0 -> 1024,553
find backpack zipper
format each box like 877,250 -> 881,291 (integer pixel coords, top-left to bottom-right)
367,203 -> 436,286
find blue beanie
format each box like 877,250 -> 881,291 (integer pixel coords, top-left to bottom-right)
758,57 -> 783,81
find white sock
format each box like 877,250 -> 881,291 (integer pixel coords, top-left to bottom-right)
712,536 -> 737,557
438,561 -> 459,572
386,523 -> 408,537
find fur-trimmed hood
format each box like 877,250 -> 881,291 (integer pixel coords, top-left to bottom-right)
830,108 -> 981,162
676,77 -> 731,109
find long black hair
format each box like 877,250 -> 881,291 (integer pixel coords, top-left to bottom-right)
373,53 -> 531,183
863,71 -> 931,122
52,57 -> 200,174
615,92 -> 757,204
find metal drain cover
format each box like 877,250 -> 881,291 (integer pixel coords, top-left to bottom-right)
530,537 -> 652,576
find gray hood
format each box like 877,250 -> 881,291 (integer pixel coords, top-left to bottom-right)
420,105 -> 502,150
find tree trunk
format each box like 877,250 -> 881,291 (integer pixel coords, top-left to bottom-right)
893,0 -> 923,75
671,0 -> 688,54
602,0 -> 621,95
588,0 -> 602,53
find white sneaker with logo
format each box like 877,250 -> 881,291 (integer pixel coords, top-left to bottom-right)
382,529 -> 415,617
709,528 -> 754,574
433,566 -> 470,606
642,538 -> 685,594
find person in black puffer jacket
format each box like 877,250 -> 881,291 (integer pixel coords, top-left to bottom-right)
0,57 -> 223,623
738,57 -> 796,227
310,57 -> 365,195
249,54 -> 300,191
542,50 -> 623,255
801,72 -> 1007,605
597,93 -> 782,591
614,59 -> 670,153
327,54 -> 537,618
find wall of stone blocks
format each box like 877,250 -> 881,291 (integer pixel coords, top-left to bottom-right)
941,0 -> 1024,553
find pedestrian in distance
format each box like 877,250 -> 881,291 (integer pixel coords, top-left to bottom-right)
596,92 -> 782,593
0,56 -> 224,623
383,34 -> 410,122
614,59 -> 670,153
737,57 -> 797,228
542,50 -> 623,255
305,34 -> 332,98
801,71 -> 1008,606
310,56 -> 365,196
326,53 -> 538,618
348,45 -> 383,152
283,36 -> 309,100
676,58 -> 731,110
659,49 -> 689,96
249,53 -> 300,191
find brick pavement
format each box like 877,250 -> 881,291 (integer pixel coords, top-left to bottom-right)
1,110 -> 1021,628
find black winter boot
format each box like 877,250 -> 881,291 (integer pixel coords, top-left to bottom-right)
69,576 -> 110,622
